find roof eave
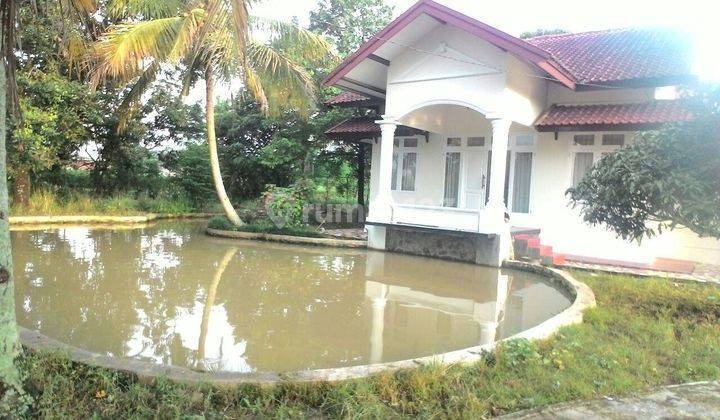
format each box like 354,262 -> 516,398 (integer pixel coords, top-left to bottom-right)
535,123 -> 667,132
574,74 -> 698,91
323,0 -> 567,88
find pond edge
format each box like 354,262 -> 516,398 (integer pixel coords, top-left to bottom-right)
10,213 -> 215,226
19,261 -> 595,386
206,227 -> 368,248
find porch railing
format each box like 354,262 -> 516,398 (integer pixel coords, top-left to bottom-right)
391,204 -> 481,232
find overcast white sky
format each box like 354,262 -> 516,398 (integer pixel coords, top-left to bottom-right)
252,0 -> 719,81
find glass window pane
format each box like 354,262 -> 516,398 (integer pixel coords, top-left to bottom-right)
393,138 -> 400,147
516,134 -> 534,147
403,138 -> 418,148
391,151 -> 399,190
443,152 -> 461,207
468,137 -> 485,147
401,152 -> 417,191
602,134 -> 625,146
485,151 -> 512,206
504,150 -> 511,205
573,134 -> 595,146
572,152 -> 594,186
447,137 -> 461,147
512,152 -> 533,213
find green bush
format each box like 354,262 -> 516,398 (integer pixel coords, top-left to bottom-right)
207,215 -> 236,231
207,216 -> 323,238
262,179 -> 314,228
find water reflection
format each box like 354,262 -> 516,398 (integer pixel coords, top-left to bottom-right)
12,221 -> 571,373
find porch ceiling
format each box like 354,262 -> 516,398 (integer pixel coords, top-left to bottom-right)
400,104 -> 493,135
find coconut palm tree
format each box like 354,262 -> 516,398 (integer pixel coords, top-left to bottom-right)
92,0 -> 334,226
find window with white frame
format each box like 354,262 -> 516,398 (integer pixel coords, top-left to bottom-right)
510,134 -> 535,213
392,138 -> 418,191
571,133 -> 626,186
486,133 -> 535,214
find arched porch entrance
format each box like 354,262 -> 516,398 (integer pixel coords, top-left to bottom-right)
365,103 -> 517,267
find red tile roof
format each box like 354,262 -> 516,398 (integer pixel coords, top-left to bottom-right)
325,116 -> 427,140
526,28 -> 693,86
535,100 -> 692,130
324,92 -> 375,106
326,117 -> 381,136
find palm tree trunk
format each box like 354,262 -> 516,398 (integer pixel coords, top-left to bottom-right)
0,4 -> 27,412
205,66 -> 244,226
197,247 -> 238,368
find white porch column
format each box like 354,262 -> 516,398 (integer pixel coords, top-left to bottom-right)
486,117 -> 512,225
369,297 -> 387,364
368,116 -> 398,223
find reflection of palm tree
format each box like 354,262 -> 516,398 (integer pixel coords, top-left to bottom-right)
197,247 -> 238,366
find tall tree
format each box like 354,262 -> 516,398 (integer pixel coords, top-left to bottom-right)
92,0 -> 334,226
0,0 -> 28,414
10,0 -> 99,205
568,86 -> 720,241
309,0 -> 392,206
309,0 -> 393,57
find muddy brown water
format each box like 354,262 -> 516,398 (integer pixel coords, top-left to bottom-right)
12,221 -> 571,373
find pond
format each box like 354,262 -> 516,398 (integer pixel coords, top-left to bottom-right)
12,221 -> 572,374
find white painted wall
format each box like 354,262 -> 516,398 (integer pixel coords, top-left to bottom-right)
367,118 -> 720,265
383,24 -> 546,126
364,22 -> 720,266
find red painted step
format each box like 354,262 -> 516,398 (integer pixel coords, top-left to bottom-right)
539,245 -> 553,257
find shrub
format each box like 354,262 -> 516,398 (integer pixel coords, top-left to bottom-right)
208,215 -> 236,231
262,180 -> 314,228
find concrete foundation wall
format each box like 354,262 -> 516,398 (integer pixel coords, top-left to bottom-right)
377,226 -> 505,267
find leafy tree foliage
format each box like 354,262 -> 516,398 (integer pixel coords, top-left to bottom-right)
161,142 -> 215,207
10,71 -> 101,201
568,86 -> 720,241
310,0 -> 394,57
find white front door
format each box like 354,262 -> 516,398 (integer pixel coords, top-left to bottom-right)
463,150 -> 488,210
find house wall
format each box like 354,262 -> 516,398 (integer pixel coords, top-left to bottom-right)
547,84 -> 656,104
364,20 -> 720,266
525,131 -> 720,265
367,124 -> 720,266
383,24 -> 546,126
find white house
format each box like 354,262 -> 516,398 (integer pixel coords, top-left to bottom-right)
324,0 -> 719,270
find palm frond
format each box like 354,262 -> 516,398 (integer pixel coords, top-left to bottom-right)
116,61 -> 160,132
227,0 -> 252,58
244,66 -> 268,113
246,41 -> 317,117
107,0 -> 184,19
92,9 -> 203,82
250,16 -> 335,63
64,0 -> 98,15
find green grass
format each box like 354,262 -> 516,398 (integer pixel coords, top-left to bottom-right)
11,189 -> 210,217
208,215 -> 325,238
11,272 -> 720,418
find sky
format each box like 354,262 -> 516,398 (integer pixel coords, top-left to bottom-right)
251,0 -> 719,81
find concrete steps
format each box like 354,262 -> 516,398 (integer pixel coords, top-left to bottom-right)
512,233 -> 566,267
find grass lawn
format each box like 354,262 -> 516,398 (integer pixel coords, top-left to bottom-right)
11,189 -> 214,217
12,271 -> 720,418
